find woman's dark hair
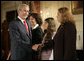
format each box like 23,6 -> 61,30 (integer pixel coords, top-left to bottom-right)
28,13 -> 43,26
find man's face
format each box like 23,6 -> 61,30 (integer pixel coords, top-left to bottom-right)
18,6 -> 29,20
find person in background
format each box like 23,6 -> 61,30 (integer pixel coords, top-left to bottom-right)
53,7 -> 77,60
32,17 -> 56,60
9,4 -> 32,60
28,13 -> 43,60
1,20 -> 10,60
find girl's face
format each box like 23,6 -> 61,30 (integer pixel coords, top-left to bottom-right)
29,16 -> 37,28
44,21 -> 48,30
57,11 -> 62,23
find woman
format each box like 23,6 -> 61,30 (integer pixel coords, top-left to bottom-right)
34,18 -> 56,60
53,7 -> 77,60
28,13 -> 43,60
41,18 -> 56,60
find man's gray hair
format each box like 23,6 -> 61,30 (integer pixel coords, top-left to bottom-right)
17,4 -> 29,11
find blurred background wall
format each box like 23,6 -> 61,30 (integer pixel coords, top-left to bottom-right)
1,1 -> 83,60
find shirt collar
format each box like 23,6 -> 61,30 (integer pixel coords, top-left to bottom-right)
32,24 -> 39,30
18,16 -> 24,24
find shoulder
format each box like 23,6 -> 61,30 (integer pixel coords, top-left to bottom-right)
9,18 -> 20,28
63,21 -> 76,29
37,26 -> 42,30
36,26 -> 43,33
57,21 -> 76,33
34,26 -> 42,31
32,26 -> 43,34
63,21 -> 76,32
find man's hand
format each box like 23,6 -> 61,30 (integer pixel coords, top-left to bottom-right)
32,44 -> 39,51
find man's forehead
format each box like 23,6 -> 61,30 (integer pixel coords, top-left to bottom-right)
22,6 -> 29,8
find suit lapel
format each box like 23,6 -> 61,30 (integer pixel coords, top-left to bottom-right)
17,18 -> 30,36
26,20 -> 32,39
17,18 -> 27,34
26,20 -> 30,34
17,18 -> 32,40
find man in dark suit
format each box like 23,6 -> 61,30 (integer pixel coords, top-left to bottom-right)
9,4 -> 32,60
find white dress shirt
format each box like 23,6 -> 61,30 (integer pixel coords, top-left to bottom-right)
18,16 -> 24,24
32,24 -> 39,30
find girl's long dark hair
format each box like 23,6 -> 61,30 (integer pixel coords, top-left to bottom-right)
43,17 -> 56,41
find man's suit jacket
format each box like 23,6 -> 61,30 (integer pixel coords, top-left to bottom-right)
53,21 -> 77,60
9,18 -> 32,60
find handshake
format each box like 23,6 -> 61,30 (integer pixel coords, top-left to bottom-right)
32,43 -> 44,51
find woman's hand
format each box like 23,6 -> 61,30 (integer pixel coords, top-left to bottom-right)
32,44 -> 40,51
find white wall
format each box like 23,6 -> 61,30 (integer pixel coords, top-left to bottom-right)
74,14 -> 83,50
40,1 -> 71,30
